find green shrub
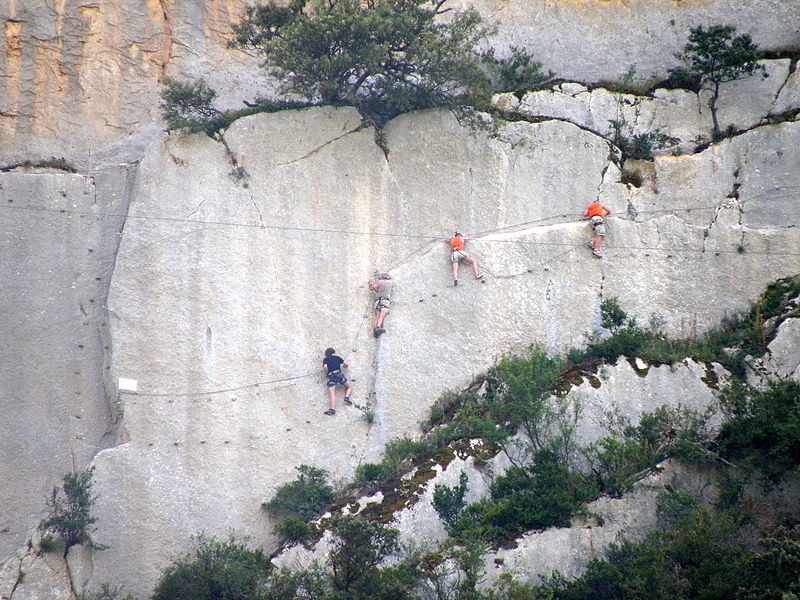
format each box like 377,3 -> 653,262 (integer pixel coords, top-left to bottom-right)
327,515 -> 400,595
38,467 -> 105,556
665,66 -> 702,91
450,450 -> 597,545
152,535 -> 268,600
159,77 -> 221,133
432,471 -> 469,529
600,297 -> 628,333
718,379 -> 800,480
480,46 -> 554,93
545,505 -> 752,600
582,319 -> 652,361
384,436 -> 430,465
355,462 -> 394,488
671,25 -> 766,140
273,516 -> 315,545
37,534 -> 65,554
77,583 -> 136,600
160,78 -> 312,135
262,464 -> 334,522
609,119 -> 676,161
584,405 -> 713,497
263,565 -> 328,600
656,490 -> 701,528
355,436 -> 435,491
736,529 -> 800,600
584,436 -> 652,497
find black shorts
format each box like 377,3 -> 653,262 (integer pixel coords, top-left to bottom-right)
326,372 -> 348,388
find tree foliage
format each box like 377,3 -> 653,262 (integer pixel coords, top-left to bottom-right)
480,46 -> 554,93
670,25 -> 765,139
39,467 -> 104,556
262,464 -> 334,544
262,464 -> 334,522
718,379 -> 800,480
327,515 -> 401,595
152,535 -> 268,600
159,77 -> 221,133
433,471 -> 469,529
230,0 -> 491,125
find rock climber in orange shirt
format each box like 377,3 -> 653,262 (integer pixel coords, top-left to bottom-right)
583,201 -> 612,258
444,232 -> 483,286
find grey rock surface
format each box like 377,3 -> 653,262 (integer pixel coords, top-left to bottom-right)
0,0 -> 270,169
762,318 -> 800,381
454,0 -> 800,82
0,548 -> 73,600
774,66 -> 800,115
81,103 -> 800,595
512,59 -> 795,154
0,4 -> 799,594
0,168 -> 129,569
484,460 -> 716,586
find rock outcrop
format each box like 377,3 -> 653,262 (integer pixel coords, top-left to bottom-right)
274,358 -> 727,586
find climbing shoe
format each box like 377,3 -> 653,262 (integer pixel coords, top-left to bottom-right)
592,250 -> 602,258
453,279 -> 459,286
324,409 -> 336,415
344,397 -> 353,405
373,327 -> 381,338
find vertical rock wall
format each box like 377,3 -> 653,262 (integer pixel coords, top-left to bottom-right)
0,166 -> 130,573
0,0 -> 798,597
0,0 -> 268,167
81,105 -> 800,595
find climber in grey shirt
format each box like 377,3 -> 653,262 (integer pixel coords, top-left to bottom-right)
369,272 -> 394,338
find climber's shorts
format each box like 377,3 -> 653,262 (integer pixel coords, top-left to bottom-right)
374,297 -> 391,312
326,372 -> 348,388
591,217 -> 607,236
450,249 -> 469,263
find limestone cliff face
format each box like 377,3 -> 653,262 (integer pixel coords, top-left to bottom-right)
52,94 -> 800,596
1,0 -> 798,167
1,1 -> 799,599
0,0 -> 268,168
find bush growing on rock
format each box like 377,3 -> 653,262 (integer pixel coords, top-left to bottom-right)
38,467 -> 105,556
151,535 -> 268,600
262,464 -> 333,542
600,297 -> 628,333
480,46 -> 554,94
159,78 -> 311,135
327,515 -> 401,595
355,436 -> 433,491
433,471 -> 469,529
159,77 -> 221,133
718,379 -> 800,481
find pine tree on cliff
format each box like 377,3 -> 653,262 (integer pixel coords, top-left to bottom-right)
671,25 -> 766,141
228,0 -> 491,125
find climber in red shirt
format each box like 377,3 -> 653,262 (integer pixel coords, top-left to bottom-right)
444,232 -> 483,286
583,201 -> 612,258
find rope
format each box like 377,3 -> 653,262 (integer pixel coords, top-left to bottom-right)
121,372 -> 317,398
